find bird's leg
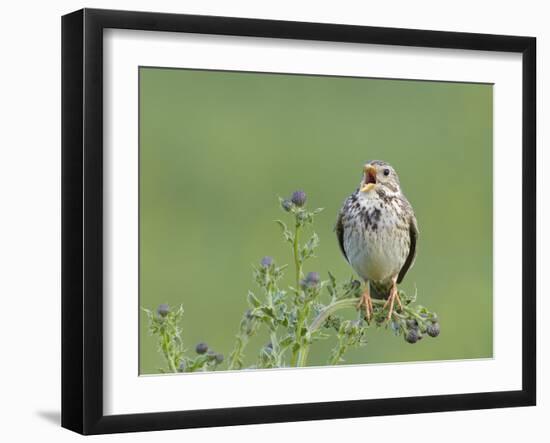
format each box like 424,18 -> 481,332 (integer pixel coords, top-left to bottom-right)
356,280 -> 374,322
382,276 -> 403,321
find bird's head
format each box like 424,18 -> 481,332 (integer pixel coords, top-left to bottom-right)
359,160 -> 401,196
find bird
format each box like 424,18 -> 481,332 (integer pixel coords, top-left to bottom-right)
335,160 -> 419,322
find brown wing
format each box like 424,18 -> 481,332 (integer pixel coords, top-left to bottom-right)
397,215 -> 419,284
335,207 -> 348,263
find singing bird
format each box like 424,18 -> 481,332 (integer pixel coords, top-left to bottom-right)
335,160 -> 419,321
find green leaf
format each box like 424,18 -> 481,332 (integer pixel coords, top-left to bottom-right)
275,219 -> 294,243
262,306 -> 276,317
300,232 -> 320,261
326,271 -> 337,297
279,335 -> 294,350
250,308 -> 269,321
247,291 -> 261,308
272,290 -> 286,303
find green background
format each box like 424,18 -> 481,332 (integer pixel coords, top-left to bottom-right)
139,67 -> 493,374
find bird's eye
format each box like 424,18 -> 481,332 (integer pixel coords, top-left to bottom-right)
383,168 -> 390,176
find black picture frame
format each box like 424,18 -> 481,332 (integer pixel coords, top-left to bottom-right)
62,8 -> 536,435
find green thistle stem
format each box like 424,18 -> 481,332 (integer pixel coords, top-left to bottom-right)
160,330 -> 178,373
270,331 -> 281,366
297,299 -> 354,367
290,219 -> 304,366
266,281 -> 282,366
310,298 -> 358,332
297,345 -> 310,367
293,222 -> 302,289
298,297 -> 391,367
228,333 -> 247,370
290,348 -> 298,367
328,340 -> 347,366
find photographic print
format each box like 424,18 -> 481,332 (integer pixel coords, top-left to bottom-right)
62,9 -> 535,433
139,67 -> 493,375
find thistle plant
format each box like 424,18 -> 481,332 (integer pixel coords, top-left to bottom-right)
142,304 -> 224,373
143,190 -> 440,373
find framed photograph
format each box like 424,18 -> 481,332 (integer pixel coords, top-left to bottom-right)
61,8 -> 536,435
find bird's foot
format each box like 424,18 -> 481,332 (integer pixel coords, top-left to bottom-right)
356,284 -> 374,322
382,283 -> 403,322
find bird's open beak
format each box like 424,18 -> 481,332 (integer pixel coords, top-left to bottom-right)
360,165 -> 377,193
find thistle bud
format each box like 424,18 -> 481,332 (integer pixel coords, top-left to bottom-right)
291,190 -> 307,207
260,256 -> 273,267
426,322 -> 441,338
405,328 -> 420,344
157,304 -> 170,317
281,199 -> 293,212
305,272 -> 320,287
195,342 -> 208,354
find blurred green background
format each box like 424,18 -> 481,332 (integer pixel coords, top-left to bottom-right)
139,67 -> 493,374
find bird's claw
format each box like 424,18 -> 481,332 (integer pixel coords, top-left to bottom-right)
357,290 -> 374,322
382,284 -> 403,322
